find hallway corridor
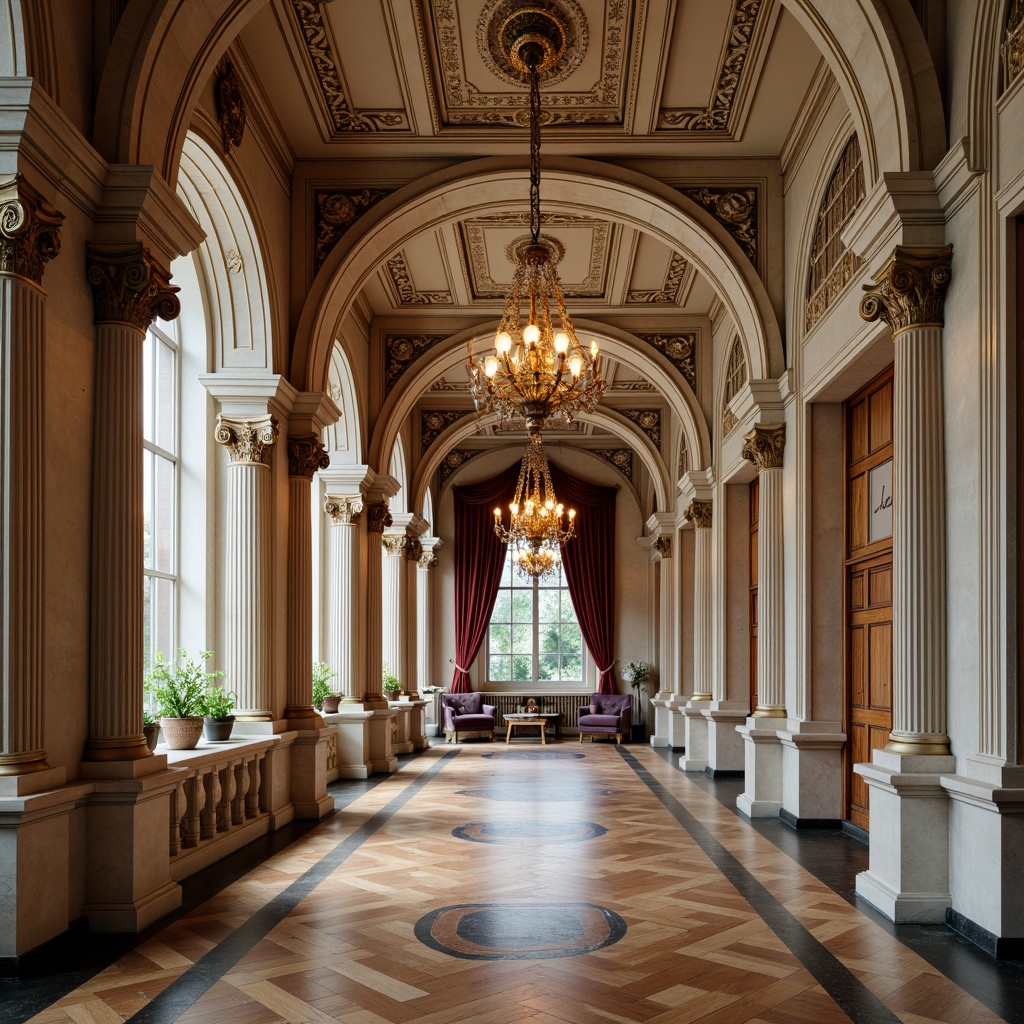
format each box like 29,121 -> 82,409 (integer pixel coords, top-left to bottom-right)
5,744 -> 1023,1024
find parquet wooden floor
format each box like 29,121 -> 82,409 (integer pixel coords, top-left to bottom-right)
19,744 -> 1013,1024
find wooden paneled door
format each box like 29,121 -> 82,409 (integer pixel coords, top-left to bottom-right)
844,365 -> 894,831
749,477 -> 759,714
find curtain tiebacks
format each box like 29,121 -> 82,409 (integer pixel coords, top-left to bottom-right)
454,664 -> 470,674
598,664 -> 614,675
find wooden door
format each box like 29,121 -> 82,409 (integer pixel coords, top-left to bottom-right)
844,365 -> 894,830
749,477 -> 759,714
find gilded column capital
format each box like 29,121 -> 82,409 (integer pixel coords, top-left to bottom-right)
741,422 -> 786,471
0,174 -> 64,285
859,245 -> 953,337
417,551 -> 438,570
325,495 -> 362,524
686,498 -> 713,529
654,535 -> 673,558
366,500 -> 392,535
405,537 -> 423,563
215,414 -> 278,465
382,533 -> 407,557
287,434 -> 330,479
86,242 -> 181,330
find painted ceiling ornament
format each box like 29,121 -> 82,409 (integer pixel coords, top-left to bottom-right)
680,187 -> 758,266
636,333 -> 697,392
385,334 -> 449,394
622,408 -> 662,449
216,63 -> 246,156
421,409 -> 472,453
314,188 -> 391,272
439,448 -> 485,484
1003,0 -> 1024,91
0,174 -> 64,285
741,423 -> 786,472
386,251 -> 452,305
594,449 -> 634,482
859,246 -> 953,337
626,252 -> 690,305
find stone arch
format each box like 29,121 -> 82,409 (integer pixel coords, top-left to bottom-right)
0,1 -> 28,77
323,341 -> 363,463
388,434 -> 409,515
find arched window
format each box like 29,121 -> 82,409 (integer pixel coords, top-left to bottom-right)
722,336 -> 747,435
806,134 -> 865,331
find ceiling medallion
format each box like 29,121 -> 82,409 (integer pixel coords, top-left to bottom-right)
505,234 -> 564,267
479,0 -> 588,87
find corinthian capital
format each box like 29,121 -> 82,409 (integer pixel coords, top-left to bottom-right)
686,498 -> 713,529
654,535 -> 673,558
741,422 -> 786,471
86,243 -> 181,330
859,245 -> 953,337
325,496 -> 362,524
418,552 -> 438,570
366,501 -> 392,535
287,434 -> 330,479
382,533 -> 407,557
0,174 -> 64,285
215,414 -> 278,465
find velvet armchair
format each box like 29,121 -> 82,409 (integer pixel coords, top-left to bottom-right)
577,693 -> 632,744
441,692 -> 496,743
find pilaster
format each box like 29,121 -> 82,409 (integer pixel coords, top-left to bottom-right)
415,537 -> 442,704
324,494 -> 363,702
681,498 -> 712,770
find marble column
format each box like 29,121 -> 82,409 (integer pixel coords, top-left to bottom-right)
285,435 -> 330,723
381,531 -> 407,694
363,499 -> 392,708
0,175 -> 63,783
84,242 -> 180,764
215,414 -> 278,721
854,245 -> 956,923
324,495 -> 363,701
681,498 -> 712,771
742,423 -> 787,718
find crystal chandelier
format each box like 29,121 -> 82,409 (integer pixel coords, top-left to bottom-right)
494,435 -> 576,580
466,25 -> 605,437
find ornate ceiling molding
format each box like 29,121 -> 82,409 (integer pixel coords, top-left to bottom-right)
314,188 -> 392,273
438,448 -> 486,484
290,1 -> 408,134
626,252 -> 690,304
385,334 -> 450,395
386,251 -> 453,305
608,379 -> 656,393
657,0 -> 765,134
635,333 -> 697,392
421,409 -> 473,453
621,408 -> 661,449
430,376 -> 471,392
678,187 -> 758,266
593,448 -> 634,482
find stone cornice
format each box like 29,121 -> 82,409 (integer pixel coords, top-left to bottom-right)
0,174 -> 64,285
86,243 -> 181,330
287,434 -> 330,479
741,422 -> 786,471
215,414 -> 278,465
859,245 -> 953,337
686,498 -> 713,529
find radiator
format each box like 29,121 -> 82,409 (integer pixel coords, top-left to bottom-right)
479,692 -> 591,732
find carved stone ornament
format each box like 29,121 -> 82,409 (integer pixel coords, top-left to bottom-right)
654,535 -> 673,558
680,187 -> 758,266
366,501 -> 393,535
622,408 -> 662,449
421,408 -> 472,453
636,333 -> 697,392
627,252 -> 690,305
741,423 -> 786,472
325,496 -> 362,524
86,243 -> 181,330
385,334 -> 448,395
418,552 -> 439,570
439,448 -> 484,484
287,434 -> 330,479
216,63 -> 247,155
382,533 -> 407,557
405,537 -> 423,563
859,246 -> 953,338
386,251 -> 452,305
215,414 -> 279,465
686,498 -> 713,529
0,174 -> 64,285
1003,0 -> 1024,92
314,188 -> 391,273
594,448 -> 633,482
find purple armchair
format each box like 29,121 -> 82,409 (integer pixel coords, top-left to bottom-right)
441,692 -> 496,743
577,693 -> 632,744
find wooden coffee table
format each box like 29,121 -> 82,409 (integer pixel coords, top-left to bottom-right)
504,713 -> 547,744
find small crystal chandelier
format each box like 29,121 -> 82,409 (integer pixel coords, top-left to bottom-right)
467,25 -> 605,437
494,435 -> 576,580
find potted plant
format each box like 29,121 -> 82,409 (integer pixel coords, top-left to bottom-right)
142,705 -> 160,751
313,660 -> 340,713
622,661 -> 650,741
383,667 -> 402,700
145,648 -> 223,750
199,683 -> 236,741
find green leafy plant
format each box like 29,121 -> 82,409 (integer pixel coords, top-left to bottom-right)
382,667 -> 401,695
146,649 -> 224,719
312,660 -> 336,710
622,660 -> 650,691
198,683 -> 236,719
142,705 -> 157,727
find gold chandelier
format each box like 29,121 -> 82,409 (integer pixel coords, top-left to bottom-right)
467,24 -> 605,437
494,435 -> 576,580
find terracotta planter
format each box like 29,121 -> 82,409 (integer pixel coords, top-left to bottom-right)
322,694 -> 342,714
159,716 -> 204,750
143,724 -> 159,751
203,715 -> 235,742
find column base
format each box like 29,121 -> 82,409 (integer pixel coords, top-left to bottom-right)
778,725 -> 847,822
284,705 -> 324,728
325,708 -> 374,778
391,704 -> 414,754
649,696 -> 672,748
289,728 -> 334,819
705,704 -> 747,772
665,697 -> 688,751
81,735 -> 154,763
735,721 -> 785,818
368,707 -> 399,774
855,871 -> 951,924
680,702 -> 709,771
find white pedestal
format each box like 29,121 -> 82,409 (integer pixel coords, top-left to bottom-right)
650,695 -> 672,748
680,702 -> 709,771
705,705 -> 747,774
368,707 -> 399,774
736,721 -> 784,818
327,709 -> 374,779
778,726 -> 846,826
390,702 -> 414,754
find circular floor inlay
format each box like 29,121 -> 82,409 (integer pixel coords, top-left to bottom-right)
452,820 -> 607,845
457,784 -> 614,803
481,751 -> 585,761
415,902 -> 626,960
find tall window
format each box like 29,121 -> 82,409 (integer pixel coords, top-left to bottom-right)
486,550 -> 583,684
143,319 -> 179,669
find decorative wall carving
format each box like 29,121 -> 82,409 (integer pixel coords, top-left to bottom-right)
1003,0 -> 1024,91
658,0 -> 765,132
225,249 -> 243,275
421,409 -> 473,452
430,376 -> 470,392
215,415 -> 278,465
385,334 -> 449,395
722,336 -> 747,436
679,187 -> 758,265
636,333 -> 697,392
686,498 -> 713,529
418,552 -> 439,570
290,1 -> 407,133
626,252 -> 689,304
405,537 -> 423,563
622,408 -> 661,449
366,501 -> 393,534
385,251 -> 453,305
609,379 -> 657,392
654,535 -> 672,558
678,437 -> 689,478
216,63 -> 246,155
593,449 -> 633,482
859,246 -> 953,336
324,496 -> 362,524
314,189 -> 392,273
86,243 -> 181,330
287,434 -> 330,479
0,175 -> 64,285
438,448 -> 485,484
382,534 -> 407,557
741,423 -> 786,471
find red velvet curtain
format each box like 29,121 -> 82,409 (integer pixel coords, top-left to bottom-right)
549,464 -> 619,693
450,465 -> 519,692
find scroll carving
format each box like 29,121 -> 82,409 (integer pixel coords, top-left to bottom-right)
686,498 -> 713,529
859,246 -> 953,337
325,496 -> 362,524
0,175 -> 64,285
287,434 -> 330,479
741,423 -> 786,471
215,415 -> 278,465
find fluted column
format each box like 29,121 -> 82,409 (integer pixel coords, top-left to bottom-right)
84,242 -> 180,762
0,176 -> 63,777
381,531 -> 406,693
654,534 -> 676,695
363,500 -> 392,707
415,540 -> 441,696
286,435 -> 330,723
325,495 -> 362,701
688,499 -> 713,700
861,245 -> 953,755
742,423 -> 787,718
215,415 -> 278,721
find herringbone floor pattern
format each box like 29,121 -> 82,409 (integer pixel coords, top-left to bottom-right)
24,744 -> 1007,1024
